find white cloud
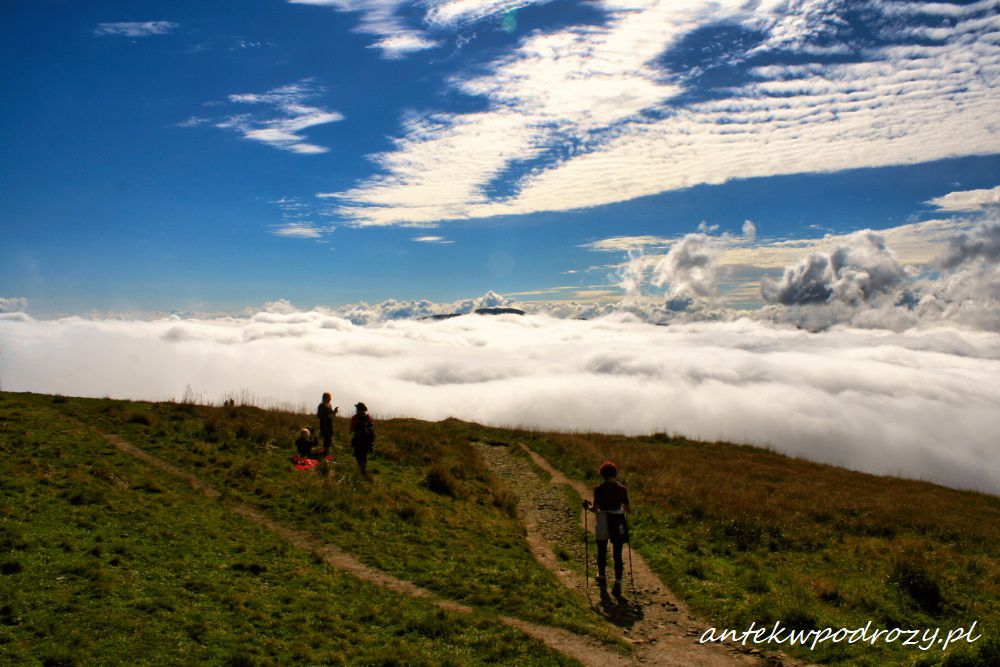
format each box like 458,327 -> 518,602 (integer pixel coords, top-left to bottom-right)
3,311 -> 1000,494
411,235 -> 454,243
272,222 -> 327,238
927,184 -> 1000,212
762,230 -> 907,306
204,81 -> 343,154
580,212 -> 1000,327
580,235 -> 678,252
289,0 -> 438,58
425,0 -> 550,26
0,297 -> 27,313
93,21 -> 178,37
371,33 -> 441,58
328,0 -> 1000,225
289,0 -> 551,57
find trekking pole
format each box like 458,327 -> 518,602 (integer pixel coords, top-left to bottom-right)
627,512 -> 636,598
627,541 -> 636,598
583,504 -> 590,600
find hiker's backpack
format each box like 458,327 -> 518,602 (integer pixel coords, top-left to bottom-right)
354,417 -> 375,453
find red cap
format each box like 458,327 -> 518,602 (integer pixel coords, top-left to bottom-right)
599,461 -> 618,478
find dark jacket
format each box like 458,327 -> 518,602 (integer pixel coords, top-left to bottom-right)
350,413 -> 375,452
317,403 -> 336,435
295,435 -> 314,458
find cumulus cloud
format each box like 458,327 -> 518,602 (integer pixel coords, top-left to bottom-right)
612,223 -> 760,305
0,298 -> 28,313
938,218 -> 1000,269
762,230 -> 907,306
649,233 -> 717,300
199,81 -> 343,155
3,311 -> 999,494
94,21 -> 178,37
747,213 -> 1000,332
927,185 -> 1000,213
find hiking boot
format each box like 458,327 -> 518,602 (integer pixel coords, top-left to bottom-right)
612,579 -> 623,597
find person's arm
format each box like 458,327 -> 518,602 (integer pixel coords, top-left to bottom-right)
583,488 -> 599,513
622,486 -> 631,514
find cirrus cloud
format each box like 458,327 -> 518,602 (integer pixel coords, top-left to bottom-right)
93,21 -> 178,37
327,0 -> 1000,226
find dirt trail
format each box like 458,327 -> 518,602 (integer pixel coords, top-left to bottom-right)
475,439 -> 802,667
94,431 -> 629,667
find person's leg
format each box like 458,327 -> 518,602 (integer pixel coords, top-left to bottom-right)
355,450 -> 368,475
611,541 -> 625,596
612,541 -> 624,581
322,432 -> 332,452
595,539 -> 608,584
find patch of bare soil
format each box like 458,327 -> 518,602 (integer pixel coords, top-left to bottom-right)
475,439 -> 805,667
94,430 -> 629,666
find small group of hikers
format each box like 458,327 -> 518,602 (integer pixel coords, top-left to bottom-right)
294,394 -> 633,596
293,393 -> 376,475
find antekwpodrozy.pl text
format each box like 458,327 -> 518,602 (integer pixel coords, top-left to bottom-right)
700,621 -> 980,652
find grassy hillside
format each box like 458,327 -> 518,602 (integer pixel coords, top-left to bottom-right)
2,390 -> 998,666
471,427 -> 1000,666
0,392 -> 601,665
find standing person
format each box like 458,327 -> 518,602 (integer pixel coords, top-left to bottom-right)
317,393 -> 338,456
349,402 -> 375,476
583,461 -> 631,597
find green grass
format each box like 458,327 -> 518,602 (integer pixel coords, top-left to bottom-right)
10,390 -> 997,665
466,426 -> 1000,666
0,392 -> 584,666
8,393 -> 617,646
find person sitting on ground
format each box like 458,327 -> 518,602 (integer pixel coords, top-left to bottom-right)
316,392 -> 339,456
583,460 -> 631,597
349,402 -> 375,476
295,428 -> 316,459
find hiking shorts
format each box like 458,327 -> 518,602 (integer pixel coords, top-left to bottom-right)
595,510 -> 629,543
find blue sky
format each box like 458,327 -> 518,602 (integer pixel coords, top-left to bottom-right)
2,0 -> 999,316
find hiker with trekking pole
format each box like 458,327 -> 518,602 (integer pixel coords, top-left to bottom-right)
582,460 -> 632,599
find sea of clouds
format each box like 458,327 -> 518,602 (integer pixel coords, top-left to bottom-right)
2,307 -> 999,494
3,213 -> 999,493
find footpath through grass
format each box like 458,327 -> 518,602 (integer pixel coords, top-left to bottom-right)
0,392 -> 584,666
465,426 -> 1000,666
37,393 -> 616,646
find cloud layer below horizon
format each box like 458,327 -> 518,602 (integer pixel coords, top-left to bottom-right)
3,311 -> 998,494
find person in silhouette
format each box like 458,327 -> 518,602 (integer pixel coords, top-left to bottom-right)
294,428 -> 316,459
316,392 -> 338,456
583,460 -> 631,597
349,402 -> 375,476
